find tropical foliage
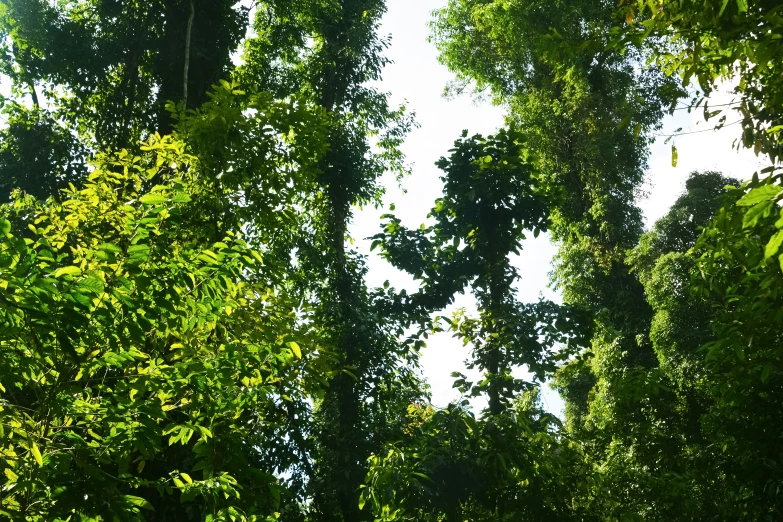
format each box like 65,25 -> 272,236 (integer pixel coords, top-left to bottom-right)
0,0 -> 781,521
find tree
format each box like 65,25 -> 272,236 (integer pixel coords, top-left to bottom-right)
0,0 -> 249,197
0,104 -> 88,202
617,0 -> 783,161
0,135 -> 305,521
362,129 -> 590,521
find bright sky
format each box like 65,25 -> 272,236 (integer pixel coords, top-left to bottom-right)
351,0 -> 768,416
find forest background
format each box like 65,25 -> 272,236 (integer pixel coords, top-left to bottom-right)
1,0 -> 782,521
354,0 -> 767,414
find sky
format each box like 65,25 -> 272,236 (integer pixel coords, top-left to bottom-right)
349,0 -> 768,416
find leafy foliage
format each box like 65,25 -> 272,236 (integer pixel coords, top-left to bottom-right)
0,136 -> 304,521
1,0 -> 782,521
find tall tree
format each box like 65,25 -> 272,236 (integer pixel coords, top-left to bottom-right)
429,1 -> 682,496
362,129 -> 590,521
0,0 -> 249,197
239,2 -> 420,520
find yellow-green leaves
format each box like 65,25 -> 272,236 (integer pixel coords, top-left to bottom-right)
139,193 -> 167,205
0,218 -> 10,238
742,200 -> 772,228
737,184 -> 783,206
289,341 -> 302,359
31,442 -> 43,467
4,468 -> 18,482
765,230 -> 783,259
54,266 -> 82,278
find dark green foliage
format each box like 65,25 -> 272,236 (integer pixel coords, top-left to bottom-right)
0,104 -> 88,201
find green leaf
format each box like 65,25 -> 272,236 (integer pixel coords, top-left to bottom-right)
736,0 -> 748,13
139,194 -> 167,205
289,341 -> 302,359
0,218 -> 10,237
54,266 -> 82,278
719,0 -> 730,15
127,244 -> 150,254
31,442 -> 43,466
737,185 -> 783,206
742,201 -> 772,228
4,468 -> 18,482
98,242 -> 122,253
78,277 -> 105,295
124,495 -> 154,511
671,145 -> 678,167
765,230 -> 783,259
171,192 -> 191,203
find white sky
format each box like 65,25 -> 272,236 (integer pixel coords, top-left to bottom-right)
351,0 -> 768,416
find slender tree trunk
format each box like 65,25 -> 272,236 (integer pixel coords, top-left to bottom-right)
486,268 -> 504,417
28,82 -> 39,108
183,0 -> 195,108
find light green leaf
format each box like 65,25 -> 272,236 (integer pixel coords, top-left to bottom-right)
743,201 -> 772,228
737,184 -> 783,206
765,230 -> 783,259
139,194 -> 167,205
124,495 -> 154,511
31,442 -> 43,467
98,242 -> 122,253
54,266 -> 82,278
671,145 -> 678,167
289,341 -> 302,359
4,468 -> 18,482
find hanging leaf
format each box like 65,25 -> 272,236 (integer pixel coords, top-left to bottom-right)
671,144 -> 678,167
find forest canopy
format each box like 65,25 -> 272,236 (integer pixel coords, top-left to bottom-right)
0,0 -> 781,521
